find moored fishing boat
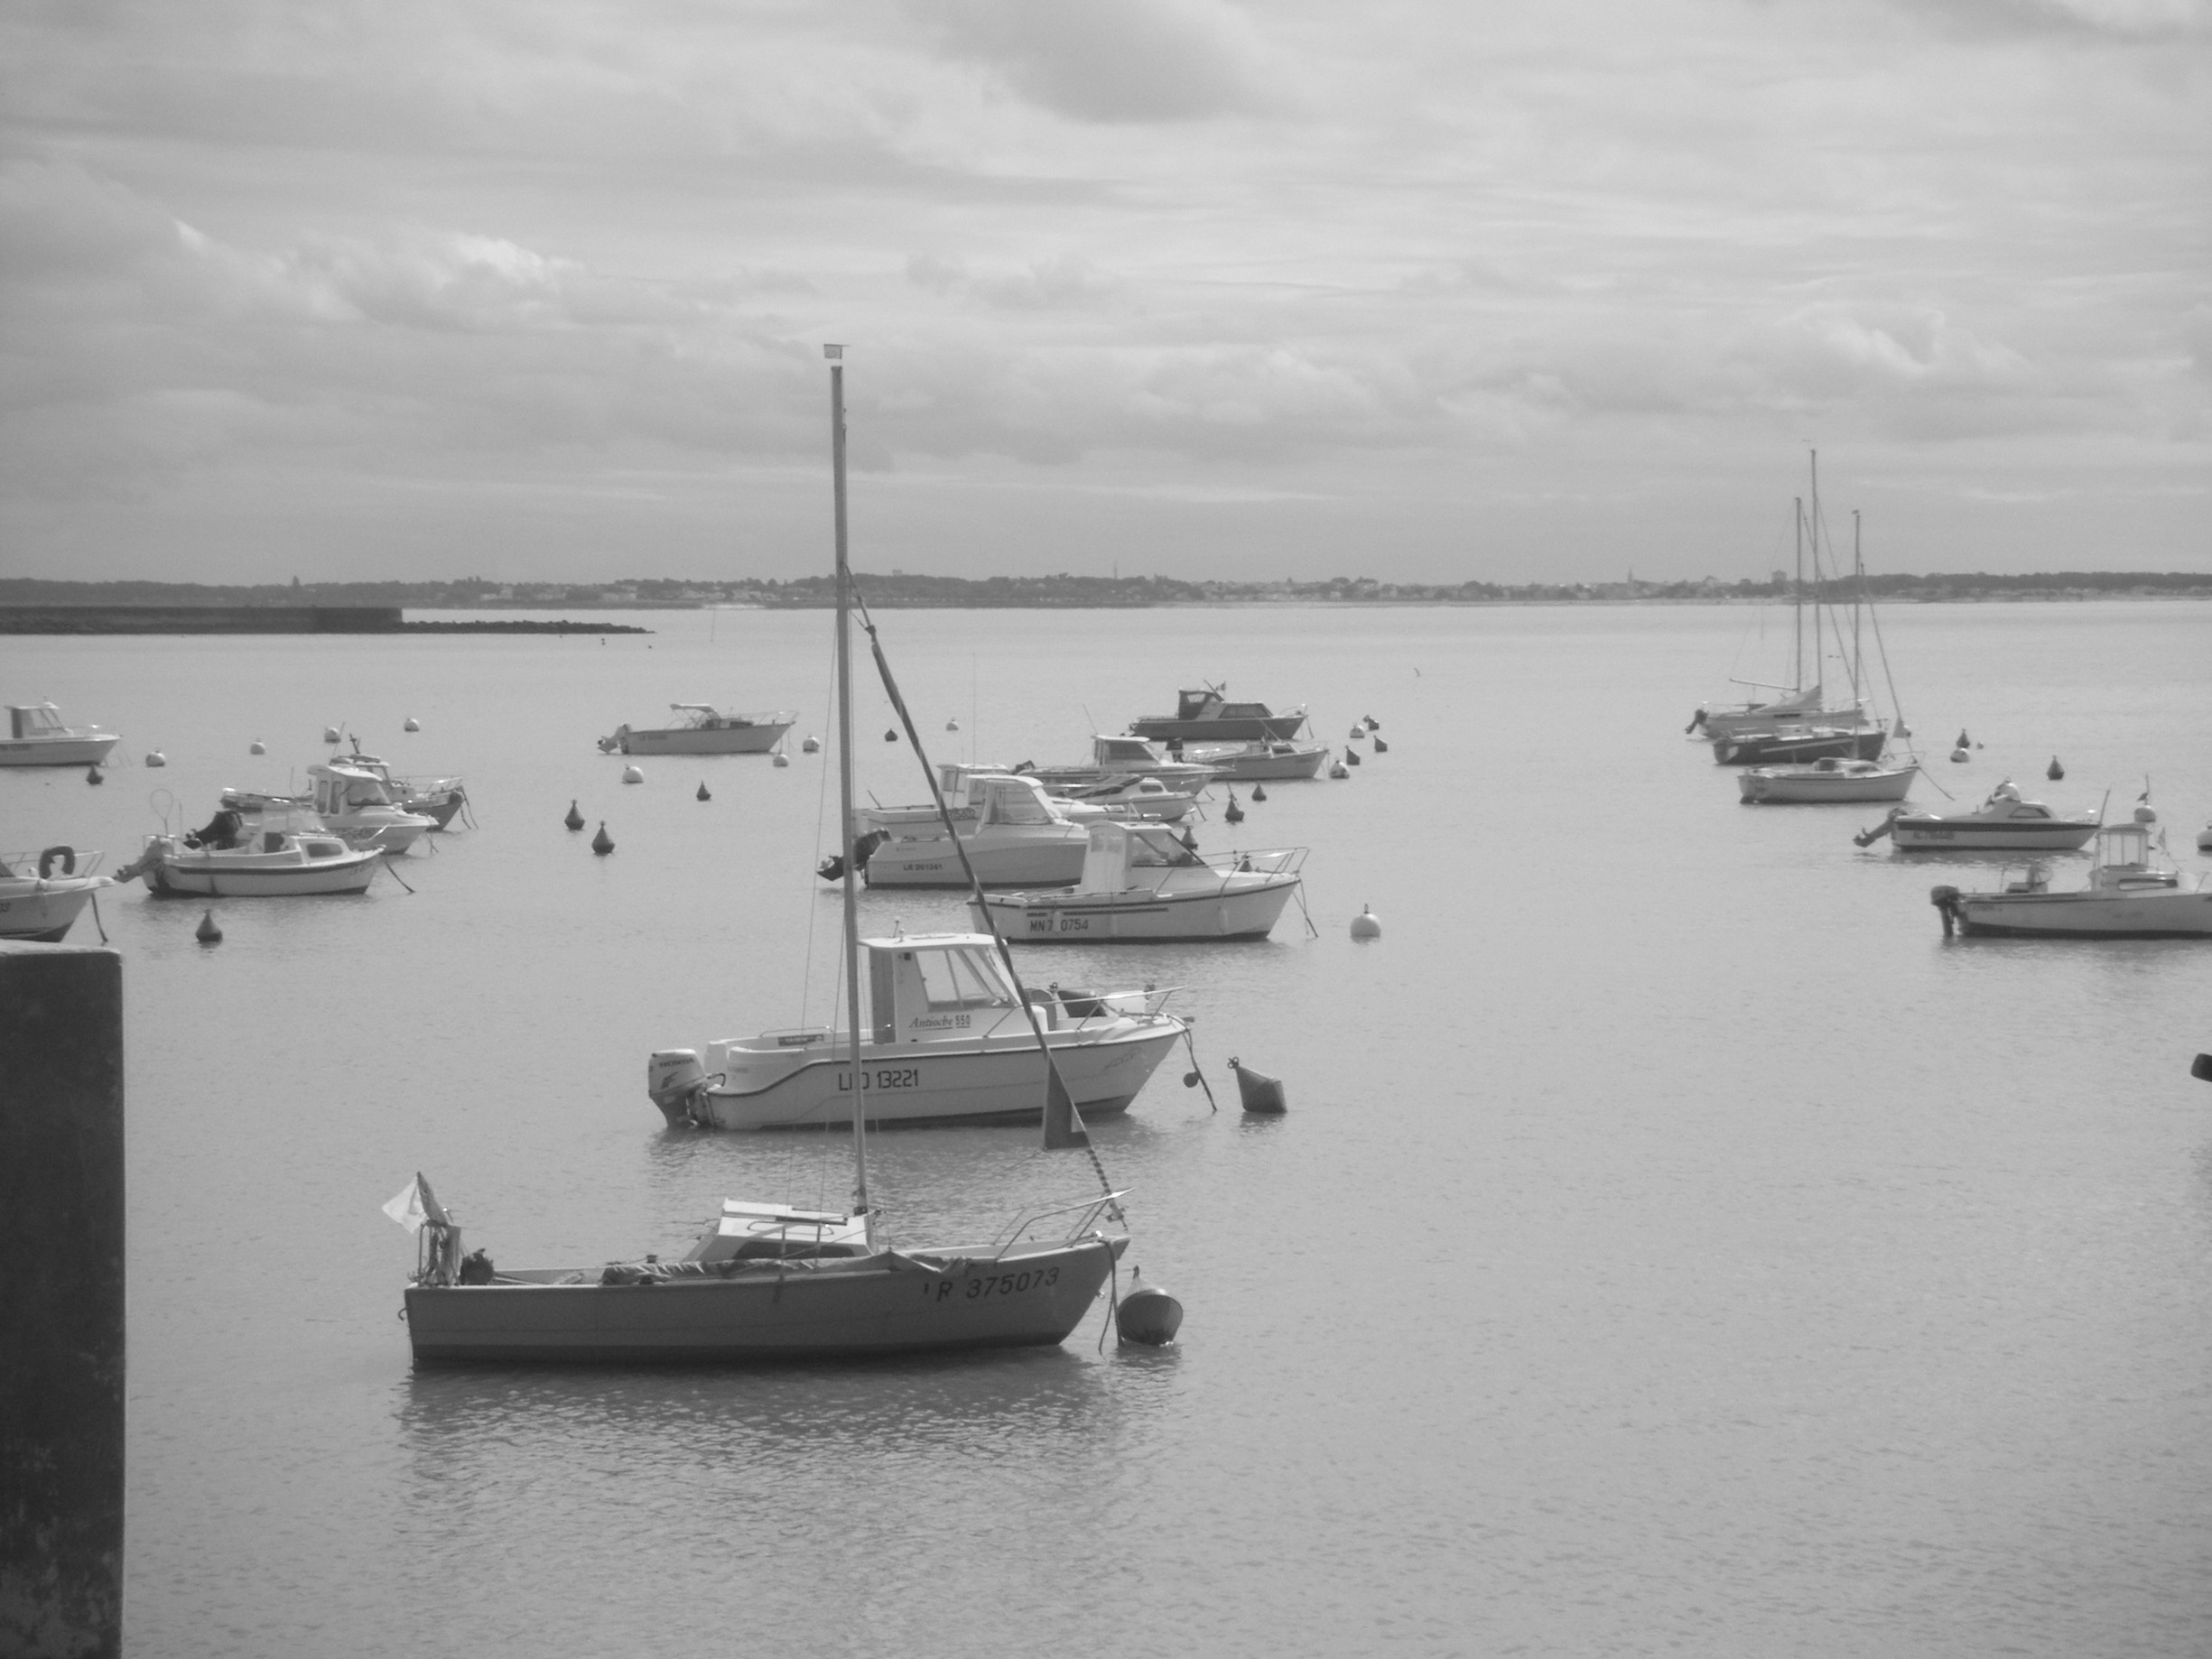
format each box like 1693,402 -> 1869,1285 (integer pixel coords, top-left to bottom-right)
599,704 -> 796,755
1929,824 -> 2212,938
971,822 -> 1306,942
1857,781 -> 2101,851
225,765 -> 437,853
0,846 -> 114,941
1129,685 -> 1307,744
1178,737 -> 1330,782
341,739 -> 468,829
1,702 -> 119,768
839,772 -> 1091,888
1738,755 -> 1917,804
119,804 -> 381,896
1021,734 -> 1216,794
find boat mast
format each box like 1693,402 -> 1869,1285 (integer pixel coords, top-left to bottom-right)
828,345 -> 871,1235
1792,495 -> 1804,693
1851,509 -> 1864,707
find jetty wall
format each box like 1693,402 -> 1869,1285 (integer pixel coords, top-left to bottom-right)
0,606 -> 402,635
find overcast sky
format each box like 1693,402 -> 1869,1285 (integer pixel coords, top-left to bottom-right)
3,0 -> 2205,586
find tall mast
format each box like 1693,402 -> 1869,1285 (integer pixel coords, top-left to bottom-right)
828,346 -> 870,1231
1807,447 -> 1824,698
1792,496 -> 1804,692
1851,509 -> 1863,705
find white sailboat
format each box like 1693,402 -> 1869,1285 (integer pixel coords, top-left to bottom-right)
399,347 -> 1142,1362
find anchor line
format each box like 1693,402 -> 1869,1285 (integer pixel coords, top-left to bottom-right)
853,586 -> 1122,1219
1181,1027 -> 1220,1113
88,887 -> 110,944
379,854 -> 416,894
1096,1237 -> 1121,1353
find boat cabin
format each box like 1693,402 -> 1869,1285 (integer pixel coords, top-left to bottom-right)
8,704 -> 71,739
864,931 -> 1028,1043
308,764 -> 405,815
667,704 -> 762,731
1079,822 -> 1205,893
1092,735 -> 1176,769
1166,689 -> 1274,724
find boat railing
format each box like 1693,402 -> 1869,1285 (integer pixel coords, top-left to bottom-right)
1201,845 -> 1306,878
987,1191 -> 1131,1256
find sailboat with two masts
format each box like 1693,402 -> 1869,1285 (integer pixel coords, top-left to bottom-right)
396,348 -> 1140,1361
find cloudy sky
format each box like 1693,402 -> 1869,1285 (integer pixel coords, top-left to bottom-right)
3,0 -> 2205,585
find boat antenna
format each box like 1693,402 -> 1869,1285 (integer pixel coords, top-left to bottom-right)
826,344 -> 871,1237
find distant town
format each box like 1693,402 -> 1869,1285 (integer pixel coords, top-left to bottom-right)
5,570 -> 2210,612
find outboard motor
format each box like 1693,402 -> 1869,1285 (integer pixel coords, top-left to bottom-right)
647,1049 -> 708,1127
1929,885 -> 1962,937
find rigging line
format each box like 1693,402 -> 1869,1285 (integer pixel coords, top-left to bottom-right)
852,586 -> 1121,1214
797,633 -> 840,1036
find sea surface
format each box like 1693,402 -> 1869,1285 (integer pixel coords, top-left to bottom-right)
8,599 -> 2212,1658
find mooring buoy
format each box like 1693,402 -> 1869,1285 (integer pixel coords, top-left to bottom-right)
1372,737 -> 1389,754
1179,827 -> 1199,851
1364,716 -> 1380,732
2047,756 -> 2064,781
773,752 -> 790,767
1329,755 -> 1349,779
945,718 -> 959,732
1224,792 -> 1244,824
1350,904 -> 1381,941
696,781 -> 711,801
144,751 -> 165,768
1949,746 -> 1969,763
884,728 -> 898,743
591,822 -> 615,855
249,740 -> 266,755
195,909 -> 222,945
1348,725 -> 1364,741
621,765 -> 644,784
1345,748 -> 1362,766
323,726 -> 340,743
85,763 -> 104,785
1225,1056 -> 1287,1113
801,735 -> 820,753
404,718 -> 421,733
1251,784 -> 1267,802
1116,1281 -> 1184,1347
564,800 -> 585,831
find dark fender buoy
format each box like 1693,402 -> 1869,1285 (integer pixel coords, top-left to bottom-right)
1956,729 -> 1970,748
1372,737 -> 1389,754
564,800 -> 585,831
591,822 -> 615,856
1363,716 -> 1380,732
1223,792 -> 1244,824
85,763 -> 104,785
1344,747 -> 1362,766
1116,1282 -> 1184,1347
884,728 -> 898,743
2047,756 -> 2064,781
195,909 -> 222,945
696,781 -> 711,801
1225,1056 -> 1286,1114
1251,784 -> 1267,802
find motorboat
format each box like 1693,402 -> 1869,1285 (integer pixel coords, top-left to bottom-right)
1178,738 -> 1330,782
841,772 -> 1090,888
224,765 -> 437,854
342,739 -> 468,829
118,804 -> 381,896
1128,685 -> 1307,744
971,821 -> 1306,942
394,1173 -> 1129,1363
1019,734 -> 1216,793
1738,756 -> 1917,805
1929,824 -> 2212,938
1046,774 -> 1198,822
599,704 -> 796,756
1,703 -> 119,768
1712,725 -> 1888,766
649,929 -> 1185,1128
1694,684 -> 1878,744
0,845 -> 113,941
1856,781 -> 2101,851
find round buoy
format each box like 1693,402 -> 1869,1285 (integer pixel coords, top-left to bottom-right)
2197,823 -> 2212,853
1251,784 -> 1268,802
144,751 -> 165,768
195,909 -> 222,945
249,740 -> 266,755
1372,737 -> 1389,754
695,781 -> 711,802
945,718 -> 960,732
591,822 -> 615,856
621,765 -> 644,784
1224,792 -> 1244,824
2047,756 -> 2064,781
884,728 -> 898,743
1329,757 -> 1349,779
801,735 -> 820,753
1350,904 -> 1382,941
1116,1284 -> 1184,1347
2133,802 -> 2157,825
1348,725 -> 1364,741
1225,1056 -> 1287,1113
404,718 -> 421,733
773,752 -> 790,768
563,800 -> 585,831
1949,746 -> 1969,764
322,727 -> 340,743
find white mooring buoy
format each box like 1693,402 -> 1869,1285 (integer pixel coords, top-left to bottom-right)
1350,904 -> 1382,941
801,735 -> 820,753
621,765 -> 644,784
323,726 -> 340,743
144,751 -> 165,768
404,718 -> 421,733
773,752 -> 790,768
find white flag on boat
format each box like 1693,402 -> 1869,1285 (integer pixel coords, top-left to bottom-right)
382,1172 -> 451,1235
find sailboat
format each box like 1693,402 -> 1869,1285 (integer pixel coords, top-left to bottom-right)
397,348 -> 1138,1362
1694,454 -> 1890,766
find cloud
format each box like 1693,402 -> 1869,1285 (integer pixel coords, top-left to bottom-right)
906,0 -> 1273,122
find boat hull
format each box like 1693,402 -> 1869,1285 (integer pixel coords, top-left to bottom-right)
1891,820 -> 2100,852
0,736 -> 120,767
0,880 -> 109,941
614,721 -> 793,755
862,836 -> 1087,888
404,1235 -> 1126,1364
1738,767 -> 1916,804
971,879 -> 1299,942
1130,714 -> 1306,743
1954,891 -> 2212,938
146,855 -> 379,897
1185,744 -> 1330,782
1712,728 -> 1886,766
678,1022 -> 1183,1130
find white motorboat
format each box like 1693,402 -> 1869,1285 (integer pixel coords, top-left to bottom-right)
841,773 -> 1090,888
225,765 -> 437,854
599,704 -> 796,756
1857,781 -> 2101,851
1179,738 -> 1330,782
0,846 -> 113,941
121,804 -> 381,897
1021,734 -> 1217,793
1738,756 -> 1917,805
341,739 -> 469,829
971,822 -> 1307,943
1929,824 -> 2212,938
1046,773 -> 1198,822
1,703 -> 119,768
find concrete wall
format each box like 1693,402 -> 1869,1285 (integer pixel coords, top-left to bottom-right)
0,606 -> 402,635
0,942 -> 125,1659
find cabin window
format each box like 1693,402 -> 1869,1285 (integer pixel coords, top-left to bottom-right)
2018,806 -> 2049,819
307,841 -> 345,857
913,948 -> 1012,1009
988,788 -> 1052,825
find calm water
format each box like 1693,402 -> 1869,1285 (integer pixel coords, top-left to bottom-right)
9,601 -> 2212,1657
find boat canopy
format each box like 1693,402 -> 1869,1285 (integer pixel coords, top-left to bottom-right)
309,764 -> 404,811
1080,822 -> 1204,891
1092,735 -> 1171,765
972,775 -> 1069,826
861,931 -> 1023,1043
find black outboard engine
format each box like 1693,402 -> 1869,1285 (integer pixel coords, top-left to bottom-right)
184,808 -> 244,850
